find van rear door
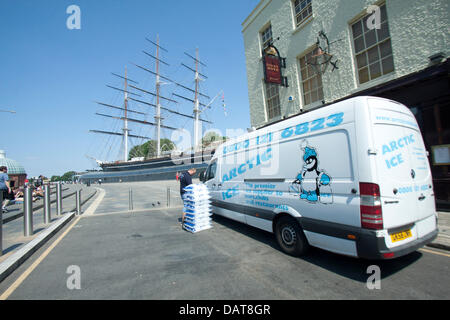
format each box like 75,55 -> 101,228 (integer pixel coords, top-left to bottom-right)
368,98 -> 435,234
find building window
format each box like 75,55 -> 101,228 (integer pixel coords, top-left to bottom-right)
265,83 -> 281,120
299,47 -> 324,106
261,25 -> 273,50
294,0 -> 312,27
351,4 -> 394,84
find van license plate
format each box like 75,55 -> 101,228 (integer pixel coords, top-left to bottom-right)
390,230 -> 412,243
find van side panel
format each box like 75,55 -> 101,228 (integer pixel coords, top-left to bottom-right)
210,99 -> 361,257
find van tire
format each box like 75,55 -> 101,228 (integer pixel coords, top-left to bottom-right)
275,216 -> 309,257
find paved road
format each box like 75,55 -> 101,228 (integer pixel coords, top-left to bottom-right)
93,180 -> 185,214
0,181 -> 449,300
0,184 -> 96,263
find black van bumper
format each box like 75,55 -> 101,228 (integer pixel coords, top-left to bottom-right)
356,228 -> 438,260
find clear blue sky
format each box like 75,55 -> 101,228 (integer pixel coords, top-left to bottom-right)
0,0 -> 259,178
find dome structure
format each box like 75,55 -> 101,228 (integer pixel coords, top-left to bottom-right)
0,150 -> 26,174
0,150 -> 27,188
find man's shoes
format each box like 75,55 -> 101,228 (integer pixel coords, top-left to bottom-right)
2,207 -> 8,213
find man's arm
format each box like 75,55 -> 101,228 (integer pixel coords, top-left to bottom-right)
4,175 -> 11,192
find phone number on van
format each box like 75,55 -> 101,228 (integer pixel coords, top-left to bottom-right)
280,112 -> 344,139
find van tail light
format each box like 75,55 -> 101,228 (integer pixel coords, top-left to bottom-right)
360,182 -> 383,230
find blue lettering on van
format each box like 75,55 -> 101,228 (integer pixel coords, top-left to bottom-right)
382,135 -> 415,155
223,139 -> 250,155
256,132 -> 273,145
398,186 -> 413,194
375,116 -> 419,128
397,184 -> 430,194
222,148 -> 272,182
385,153 -> 404,169
222,113 -> 344,156
281,112 -> 344,139
222,185 -> 239,200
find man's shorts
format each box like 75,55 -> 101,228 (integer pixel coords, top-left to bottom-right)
1,189 -> 9,201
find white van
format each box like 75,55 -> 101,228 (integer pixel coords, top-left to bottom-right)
200,96 -> 438,259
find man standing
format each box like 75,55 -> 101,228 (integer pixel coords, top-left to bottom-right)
179,168 -> 196,223
0,166 -> 11,213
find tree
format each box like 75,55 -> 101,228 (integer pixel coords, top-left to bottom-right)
51,176 -> 61,182
128,139 -> 175,160
61,171 -> 77,182
202,132 -> 228,148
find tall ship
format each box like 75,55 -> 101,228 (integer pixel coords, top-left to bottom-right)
82,36 -> 226,183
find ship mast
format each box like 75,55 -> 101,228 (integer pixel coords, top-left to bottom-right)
178,49 -> 209,152
123,66 -> 129,161
133,38 -> 212,157
193,48 -> 200,152
155,35 -> 161,157
90,70 -> 154,162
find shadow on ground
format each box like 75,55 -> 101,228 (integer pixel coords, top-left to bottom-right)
212,214 -> 422,283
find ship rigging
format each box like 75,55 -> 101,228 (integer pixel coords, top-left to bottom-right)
88,35 -> 221,169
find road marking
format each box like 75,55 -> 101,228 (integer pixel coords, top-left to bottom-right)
0,215 -> 82,300
83,206 -> 183,218
419,248 -> 450,258
83,187 -> 105,216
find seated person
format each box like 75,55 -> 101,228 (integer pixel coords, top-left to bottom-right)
13,188 -> 24,203
33,186 -> 44,199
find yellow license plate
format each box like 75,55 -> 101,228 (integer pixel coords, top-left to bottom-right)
390,230 -> 412,243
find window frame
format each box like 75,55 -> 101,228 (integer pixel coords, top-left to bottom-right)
298,46 -> 324,107
260,24 -> 273,51
350,3 -> 394,85
264,82 -> 281,120
293,0 -> 313,28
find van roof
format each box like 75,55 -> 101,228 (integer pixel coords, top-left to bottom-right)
256,96 -> 388,131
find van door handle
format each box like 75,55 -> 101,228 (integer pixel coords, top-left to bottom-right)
384,200 -> 399,204
218,183 -> 223,188
418,195 -> 426,201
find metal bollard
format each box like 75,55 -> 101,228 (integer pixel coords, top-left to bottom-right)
167,187 -> 171,208
129,188 -> 133,211
23,186 -> 33,236
44,184 -> 51,224
56,182 -> 62,216
76,189 -> 81,215
1,191 -> 3,256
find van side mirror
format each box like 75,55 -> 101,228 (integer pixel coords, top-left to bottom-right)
199,171 -> 206,182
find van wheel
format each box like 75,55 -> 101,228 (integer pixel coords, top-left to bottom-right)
275,216 -> 309,257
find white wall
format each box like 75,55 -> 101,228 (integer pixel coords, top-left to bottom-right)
242,0 -> 449,128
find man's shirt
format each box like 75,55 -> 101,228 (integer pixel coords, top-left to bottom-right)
179,171 -> 193,195
0,172 -> 9,190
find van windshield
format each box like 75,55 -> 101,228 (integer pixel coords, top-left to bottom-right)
207,161 -> 217,181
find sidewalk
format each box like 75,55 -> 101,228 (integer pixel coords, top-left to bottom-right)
0,185 -> 97,281
430,211 -> 450,251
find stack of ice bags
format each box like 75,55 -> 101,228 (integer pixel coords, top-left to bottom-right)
182,184 -> 212,233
